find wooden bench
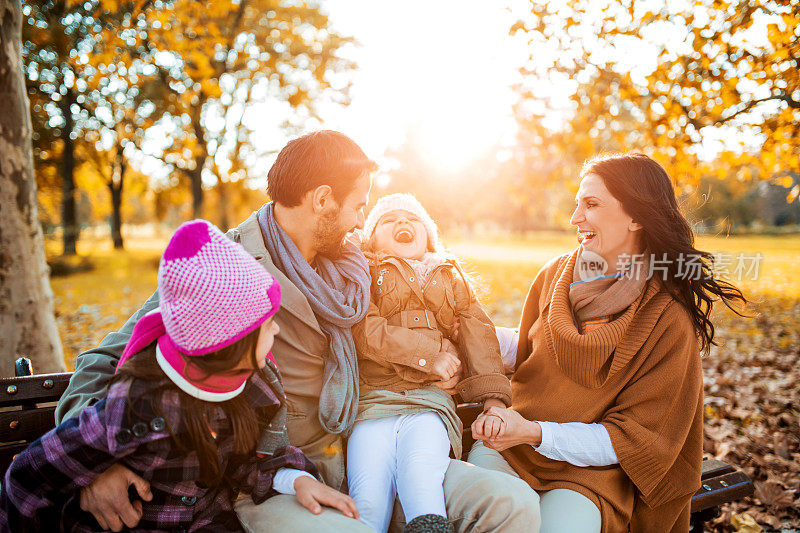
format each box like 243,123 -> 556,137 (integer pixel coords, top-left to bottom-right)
1,359 -> 753,531
0,360 -> 71,474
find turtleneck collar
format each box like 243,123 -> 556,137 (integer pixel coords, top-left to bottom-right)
541,248 -> 671,388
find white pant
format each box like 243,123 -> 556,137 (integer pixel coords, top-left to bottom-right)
347,412 -> 450,533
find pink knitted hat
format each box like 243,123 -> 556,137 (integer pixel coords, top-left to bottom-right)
118,220 -> 281,402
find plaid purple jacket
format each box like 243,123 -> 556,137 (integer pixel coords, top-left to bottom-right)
0,369 -> 317,532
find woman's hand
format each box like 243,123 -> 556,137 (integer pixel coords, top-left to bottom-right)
294,475 -> 360,520
471,407 -> 542,452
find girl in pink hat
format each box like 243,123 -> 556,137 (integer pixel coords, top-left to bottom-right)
0,220 -> 358,531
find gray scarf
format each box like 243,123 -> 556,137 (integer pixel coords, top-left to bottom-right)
256,359 -> 290,457
257,203 -> 370,434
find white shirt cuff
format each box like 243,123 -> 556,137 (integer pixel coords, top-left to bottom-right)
533,421 -> 555,456
272,468 -> 315,495
531,421 -> 618,467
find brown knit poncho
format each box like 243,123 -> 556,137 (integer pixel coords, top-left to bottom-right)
502,250 -> 704,532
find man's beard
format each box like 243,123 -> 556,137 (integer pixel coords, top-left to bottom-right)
314,209 -> 349,258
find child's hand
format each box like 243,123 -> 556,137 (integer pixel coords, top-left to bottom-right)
441,337 -> 459,356
482,398 -> 506,411
472,412 -> 505,440
451,317 -> 461,341
294,475 -> 360,520
432,370 -> 462,394
432,343 -> 461,381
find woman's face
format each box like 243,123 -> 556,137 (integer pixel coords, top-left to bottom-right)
570,173 -> 642,271
372,209 -> 428,260
254,318 -> 280,368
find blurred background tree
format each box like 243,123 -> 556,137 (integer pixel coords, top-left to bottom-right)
23,0 -> 103,255
23,0 -> 354,253
145,0 -> 353,220
507,0 -> 799,224
20,0 -> 800,247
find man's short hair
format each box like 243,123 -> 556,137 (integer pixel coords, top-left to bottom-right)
267,130 -> 377,207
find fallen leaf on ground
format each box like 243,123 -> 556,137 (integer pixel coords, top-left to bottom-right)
731,512 -> 763,533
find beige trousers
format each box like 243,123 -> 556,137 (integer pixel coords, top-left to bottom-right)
236,457 -> 541,532
468,441 -> 601,533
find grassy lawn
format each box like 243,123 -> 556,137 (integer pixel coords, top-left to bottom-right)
48,231 -> 799,530
46,236 -> 164,370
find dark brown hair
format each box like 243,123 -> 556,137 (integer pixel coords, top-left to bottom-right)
112,328 -> 262,486
267,130 -> 377,207
582,152 -> 747,353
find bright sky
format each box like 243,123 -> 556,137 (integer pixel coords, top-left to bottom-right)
310,0 -> 775,173
138,1 -> 531,187
137,0 -> 767,187
317,0 -> 530,173
236,0 -> 532,186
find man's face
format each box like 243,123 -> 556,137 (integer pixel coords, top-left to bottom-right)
314,172 -> 371,257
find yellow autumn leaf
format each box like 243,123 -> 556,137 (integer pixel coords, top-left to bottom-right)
731,513 -> 763,533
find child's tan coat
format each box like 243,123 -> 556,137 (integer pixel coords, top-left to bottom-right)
353,251 -> 511,405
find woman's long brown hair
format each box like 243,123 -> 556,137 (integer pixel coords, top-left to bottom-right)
112,328 -> 262,486
582,152 -> 747,353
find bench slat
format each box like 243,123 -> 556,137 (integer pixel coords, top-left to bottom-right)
0,406 -> 57,443
0,442 -> 32,475
0,373 -> 71,407
691,471 -> 754,513
701,458 -> 735,480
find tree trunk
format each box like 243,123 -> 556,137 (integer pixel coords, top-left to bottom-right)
189,102 -> 207,219
110,149 -> 125,249
110,181 -> 124,249
217,179 -> 230,230
0,0 -> 66,375
59,88 -> 78,255
190,165 -> 203,219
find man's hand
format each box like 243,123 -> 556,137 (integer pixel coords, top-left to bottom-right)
294,475 -> 360,520
80,463 -> 152,532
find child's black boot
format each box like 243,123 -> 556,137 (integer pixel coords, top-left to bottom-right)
403,514 -> 454,533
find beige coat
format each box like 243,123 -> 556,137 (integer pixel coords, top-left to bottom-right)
353,251 -> 511,405
227,212 -> 346,489
56,211 -> 347,490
